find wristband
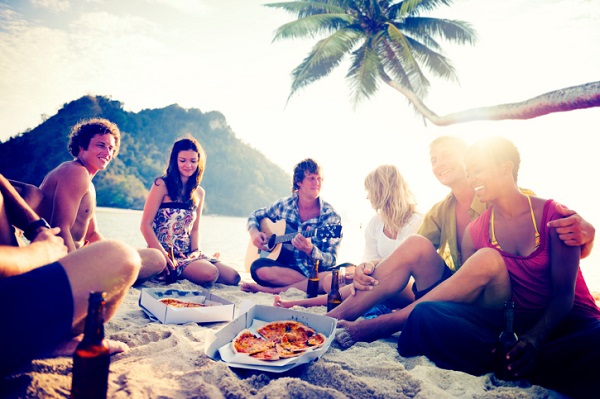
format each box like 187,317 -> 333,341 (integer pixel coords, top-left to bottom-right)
23,218 -> 51,241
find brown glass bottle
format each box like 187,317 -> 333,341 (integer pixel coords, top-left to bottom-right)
306,259 -> 320,298
495,301 -> 518,380
165,246 -> 177,284
327,268 -> 342,311
70,292 -> 110,399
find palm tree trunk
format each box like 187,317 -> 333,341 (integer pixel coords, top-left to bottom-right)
383,78 -> 600,126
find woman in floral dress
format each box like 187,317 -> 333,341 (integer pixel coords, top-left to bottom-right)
140,136 -> 240,285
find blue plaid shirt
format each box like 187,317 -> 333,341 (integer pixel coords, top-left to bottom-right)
247,193 -> 342,277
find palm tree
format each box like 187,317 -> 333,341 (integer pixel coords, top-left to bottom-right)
266,0 -> 600,125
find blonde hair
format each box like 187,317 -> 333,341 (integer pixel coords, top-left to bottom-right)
364,165 -> 416,237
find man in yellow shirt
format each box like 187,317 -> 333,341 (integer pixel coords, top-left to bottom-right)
327,136 -> 595,346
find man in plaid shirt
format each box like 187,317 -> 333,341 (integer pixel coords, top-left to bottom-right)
242,158 -> 342,294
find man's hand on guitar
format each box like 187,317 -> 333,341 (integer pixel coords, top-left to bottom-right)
292,233 -> 313,256
251,229 -> 268,250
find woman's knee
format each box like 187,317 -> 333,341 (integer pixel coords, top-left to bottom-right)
185,262 -> 219,284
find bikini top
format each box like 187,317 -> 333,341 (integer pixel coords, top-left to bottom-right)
490,195 -> 540,250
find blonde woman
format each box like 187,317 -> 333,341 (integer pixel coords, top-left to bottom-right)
275,164 -> 422,309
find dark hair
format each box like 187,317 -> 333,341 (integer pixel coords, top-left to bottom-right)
292,158 -> 321,193
157,135 -> 206,204
68,118 -> 120,158
467,137 -> 521,181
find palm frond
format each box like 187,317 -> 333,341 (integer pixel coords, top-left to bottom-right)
264,1 -> 349,17
398,0 -> 427,16
346,40 -> 382,104
272,13 -> 354,41
404,37 -> 456,82
289,28 -> 363,98
411,0 -> 454,14
385,22 -> 429,96
378,38 -> 414,89
402,17 -> 477,45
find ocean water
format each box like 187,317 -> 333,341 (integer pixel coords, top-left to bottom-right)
96,207 -> 600,292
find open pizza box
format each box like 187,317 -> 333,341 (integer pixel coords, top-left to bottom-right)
139,287 -> 235,324
204,300 -> 337,373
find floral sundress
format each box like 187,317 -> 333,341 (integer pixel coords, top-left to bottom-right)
152,201 -> 215,278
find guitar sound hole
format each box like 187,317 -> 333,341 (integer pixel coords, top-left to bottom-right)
266,235 -> 277,251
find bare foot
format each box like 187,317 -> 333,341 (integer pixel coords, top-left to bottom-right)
335,320 -> 358,349
46,334 -> 129,357
335,319 -> 382,349
273,294 -> 294,308
212,252 -> 221,260
240,281 -> 283,294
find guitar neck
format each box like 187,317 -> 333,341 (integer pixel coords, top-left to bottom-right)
274,229 -> 315,245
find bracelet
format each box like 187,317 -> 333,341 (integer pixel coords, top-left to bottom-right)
23,218 -> 51,241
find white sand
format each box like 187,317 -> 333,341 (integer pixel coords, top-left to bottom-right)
1,279 -> 567,399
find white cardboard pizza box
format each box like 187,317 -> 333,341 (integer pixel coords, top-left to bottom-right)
204,300 -> 337,373
139,287 -> 235,324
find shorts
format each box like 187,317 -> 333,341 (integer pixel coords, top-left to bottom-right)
250,257 -> 305,287
0,261 -> 74,376
412,265 -> 453,300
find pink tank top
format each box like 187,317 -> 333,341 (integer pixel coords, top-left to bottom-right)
468,199 -> 600,320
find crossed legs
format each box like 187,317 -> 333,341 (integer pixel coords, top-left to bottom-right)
330,238 -> 511,346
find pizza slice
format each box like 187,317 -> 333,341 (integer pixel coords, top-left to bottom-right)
231,329 -> 274,355
275,343 -> 304,359
256,321 -> 292,343
159,298 -> 205,308
307,332 -> 326,348
250,345 -> 280,361
279,333 -> 311,353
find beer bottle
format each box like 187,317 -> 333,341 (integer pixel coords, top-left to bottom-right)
166,246 -> 177,284
495,301 -> 518,380
306,259 -> 320,298
327,268 -> 343,311
71,292 -> 110,399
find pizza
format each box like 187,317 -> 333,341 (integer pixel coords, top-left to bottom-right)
159,298 -> 205,308
231,320 -> 327,361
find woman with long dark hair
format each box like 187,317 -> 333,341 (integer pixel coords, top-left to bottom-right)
140,136 -> 240,285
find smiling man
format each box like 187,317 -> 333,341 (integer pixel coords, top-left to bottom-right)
329,136 -> 596,347
37,118 -> 165,282
242,158 -> 342,294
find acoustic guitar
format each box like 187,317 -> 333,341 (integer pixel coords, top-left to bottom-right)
244,219 -> 342,271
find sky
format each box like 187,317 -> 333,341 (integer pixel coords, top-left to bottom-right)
1,0 -> 600,283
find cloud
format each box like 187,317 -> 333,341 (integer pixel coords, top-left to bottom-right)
145,0 -> 209,15
31,0 -> 70,12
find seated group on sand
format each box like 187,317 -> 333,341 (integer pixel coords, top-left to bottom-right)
1,119 -> 599,398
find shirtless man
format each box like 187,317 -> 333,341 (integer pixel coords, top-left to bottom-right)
37,118 -> 164,281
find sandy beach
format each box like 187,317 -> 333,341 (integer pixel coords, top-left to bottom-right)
1,277 -> 573,399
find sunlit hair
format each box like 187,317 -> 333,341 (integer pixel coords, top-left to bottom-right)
292,158 -> 321,193
467,137 -> 520,181
68,118 -> 121,158
156,135 -> 206,205
364,165 -> 416,236
429,135 -> 468,159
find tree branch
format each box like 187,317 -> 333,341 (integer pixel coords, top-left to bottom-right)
384,79 -> 600,126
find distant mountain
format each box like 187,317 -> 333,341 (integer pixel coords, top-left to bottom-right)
0,95 -> 290,216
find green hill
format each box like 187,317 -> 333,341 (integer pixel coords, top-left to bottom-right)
0,95 -> 290,216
